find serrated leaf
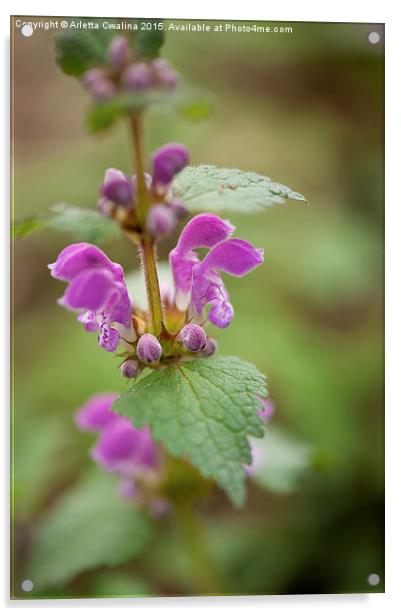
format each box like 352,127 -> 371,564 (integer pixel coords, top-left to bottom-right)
172,165 -> 308,213
250,427 -> 313,493
12,205 -> 120,244
113,356 -> 267,506
26,471 -> 151,588
55,27 -> 117,76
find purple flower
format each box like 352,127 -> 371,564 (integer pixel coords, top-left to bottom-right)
101,168 -> 134,206
169,214 -> 263,327
107,35 -> 130,70
136,333 -> 162,364
49,243 -> 132,352
75,393 -> 119,432
169,213 -> 234,310
191,238 -> 264,328
179,324 -> 207,353
146,204 -> 176,238
91,418 -> 157,474
152,143 -> 189,187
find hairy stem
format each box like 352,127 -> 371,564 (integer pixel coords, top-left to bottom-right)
129,113 -> 163,336
174,503 -> 225,595
129,113 -> 150,223
140,236 -> 163,336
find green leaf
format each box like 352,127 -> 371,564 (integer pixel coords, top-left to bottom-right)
12,205 -> 120,244
48,204 -> 120,243
26,471 -> 151,588
250,427 -> 313,493
113,356 -> 267,506
55,27 -> 116,76
12,216 -> 46,238
135,21 -> 165,59
88,572 -> 152,598
172,165 -> 308,213
87,85 -> 214,133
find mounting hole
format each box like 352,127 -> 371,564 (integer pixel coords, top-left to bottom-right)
21,579 -> 34,592
21,24 -> 33,37
367,573 -> 380,586
368,31 -> 380,45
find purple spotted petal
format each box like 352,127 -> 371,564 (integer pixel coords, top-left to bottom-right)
75,393 -> 119,432
152,143 -> 189,186
98,323 -> 120,352
48,243 -> 124,283
101,168 -> 134,206
208,300 -> 234,329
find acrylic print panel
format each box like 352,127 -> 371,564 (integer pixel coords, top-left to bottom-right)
11,16 -> 384,599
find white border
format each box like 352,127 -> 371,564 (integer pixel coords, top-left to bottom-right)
2,1 -> 400,613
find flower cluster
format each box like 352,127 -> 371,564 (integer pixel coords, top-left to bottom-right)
82,35 -> 179,102
75,393 -> 165,508
49,212 -> 263,367
97,143 -> 189,238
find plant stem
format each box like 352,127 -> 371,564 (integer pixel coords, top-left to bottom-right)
129,113 -> 150,223
129,113 -> 163,336
174,503 -> 225,595
140,236 -> 163,337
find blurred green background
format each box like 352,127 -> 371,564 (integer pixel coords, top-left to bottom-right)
11,19 -> 384,597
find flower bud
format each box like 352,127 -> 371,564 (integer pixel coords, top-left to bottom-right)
152,143 -> 189,187
170,200 -> 188,219
120,358 -> 140,379
152,58 -> 179,89
179,324 -> 207,353
123,62 -> 153,90
146,204 -> 176,238
82,69 -> 116,101
101,168 -> 134,206
107,35 -> 130,70
96,197 -> 114,218
201,337 -> 218,357
136,333 -> 162,364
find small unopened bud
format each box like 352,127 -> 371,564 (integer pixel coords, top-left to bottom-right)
152,58 -> 179,89
179,324 -> 207,353
146,204 -> 176,238
123,62 -> 153,90
201,337 -> 218,357
120,358 -> 140,379
101,168 -> 134,206
107,35 -> 130,70
152,143 -> 189,187
136,333 -> 162,364
170,200 -> 188,219
82,69 -> 116,101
